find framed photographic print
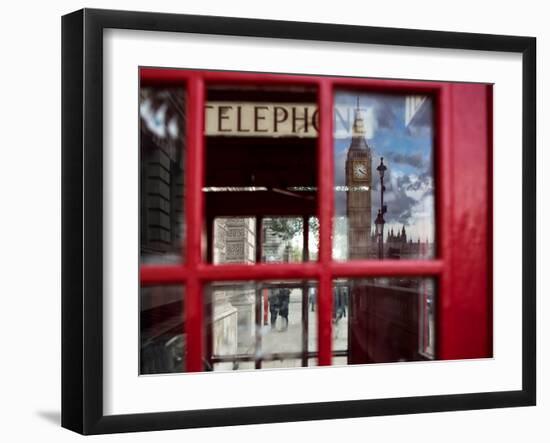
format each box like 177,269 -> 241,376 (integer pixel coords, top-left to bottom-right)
61,8 -> 536,435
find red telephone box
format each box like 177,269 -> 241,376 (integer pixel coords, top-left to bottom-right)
139,68 -> 492,373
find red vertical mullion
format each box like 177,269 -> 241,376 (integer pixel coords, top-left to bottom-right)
437,84 -> 492,360
317,79 -> 334,365
436,85 -> 453,360
184,76 -> 205,372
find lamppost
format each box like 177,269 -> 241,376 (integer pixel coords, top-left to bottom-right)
375,157 -> 387,259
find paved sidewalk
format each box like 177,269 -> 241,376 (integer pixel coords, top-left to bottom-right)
247,289 -> 349,369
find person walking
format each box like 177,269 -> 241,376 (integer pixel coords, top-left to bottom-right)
268,288 -> 280,329
278,287 -> 291,331
333,286 -> 346,323
309,287 -> 316,312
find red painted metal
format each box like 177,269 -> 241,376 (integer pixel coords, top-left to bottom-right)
197,262 -> 319,281
437,84 -> 492,360
141,67 -> 445,92
184,76 -> 206,372
141,67 -> 317,87
140,260 -> 442,284
317,79 -> 334,365
139,67 -> 493,369
435,84 -> 453,361
486,86 -> 494,359
331,77 -> 443,94
420,242 -> 429,353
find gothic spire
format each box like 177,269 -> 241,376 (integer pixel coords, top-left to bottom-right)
349,96 -> 371,152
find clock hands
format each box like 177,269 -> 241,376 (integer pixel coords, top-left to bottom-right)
354,164 -> 367,177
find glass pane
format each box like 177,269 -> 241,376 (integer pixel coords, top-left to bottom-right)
211,216 -> 319,265
308,216 -> 320,261
332,278 -> 436,365
205,281 -> 317,371
332,282 -> 350,352
418,278 -> 436,358
140,87 -> 185,264
140,286 -> 185,375
204,85 -> 318,264
262,217 -> 303,263
333,92 -> 435,260
213,217 -> 256,264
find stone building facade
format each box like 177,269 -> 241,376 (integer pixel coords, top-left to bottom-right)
212,218 -> 257,361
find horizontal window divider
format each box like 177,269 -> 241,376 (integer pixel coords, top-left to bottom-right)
331,77 -> 444,93
140,260 -> 444,286
139,259 -> 443,286
140,68 -> 446,93
202,71 -> 320,86
140,67 -> 321,87
330,259 -> 444,278
211,350 -> 348,363
197,262 -> 321,282
140,265 -> 188,286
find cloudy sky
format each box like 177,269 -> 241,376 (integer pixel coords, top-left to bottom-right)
334,92 -> 435,244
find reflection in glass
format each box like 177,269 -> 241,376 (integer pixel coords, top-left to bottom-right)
333,92 -> 435,260
262,217 -> 303,263
332,278 -> 436,365
210,216 -> 319,265
307,217 -> 320,261
204,85 -> 319,266
213,217 -> 256,265
140,286 -> 185,375
139,87 -> 185,264
206,281 -> 317,371
418,278 -> 436,358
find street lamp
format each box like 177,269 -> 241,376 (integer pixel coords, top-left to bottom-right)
374,209 -> 385,259
376,157 -> 388,259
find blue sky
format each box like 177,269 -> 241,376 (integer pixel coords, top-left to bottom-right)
334,92 -> 435,243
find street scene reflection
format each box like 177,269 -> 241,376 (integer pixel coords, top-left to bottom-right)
139,84 -> 438,374
140,286 -> 185,375
139,87 -> 185,264
139,277 -> 435,374
333,92 -> 436,260
207,281 -> 318,371
336,278 -> 436,364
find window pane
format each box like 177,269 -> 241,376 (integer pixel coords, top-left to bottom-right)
211,216 -> 319,265
307,217 -> 320,261
213,217 -> 256,264
204,85 -> 318,264
140,87 -> 185,264
140,286 -> 184,374
262,217 -> 305,263
332,278 -> 436,365
333,92 -> 435,260
205,281 -> 317,371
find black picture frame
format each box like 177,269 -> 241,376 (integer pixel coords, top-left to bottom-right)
61,8 -> 536,435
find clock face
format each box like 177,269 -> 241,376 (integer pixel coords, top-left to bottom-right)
352,161 -> 369,181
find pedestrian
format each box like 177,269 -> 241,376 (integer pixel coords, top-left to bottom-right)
309,287 -> 316,312
333,286 -> 346,323
278,287 -> 291,331
268,288 -> 280,329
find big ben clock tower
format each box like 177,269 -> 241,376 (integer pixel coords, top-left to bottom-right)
345,104 -> 372,259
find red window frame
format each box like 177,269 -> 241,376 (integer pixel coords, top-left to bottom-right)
139,68 -> 493,372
